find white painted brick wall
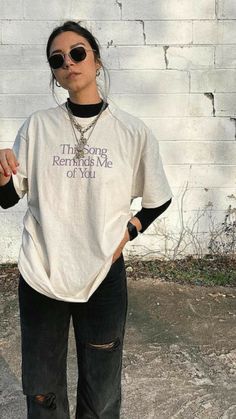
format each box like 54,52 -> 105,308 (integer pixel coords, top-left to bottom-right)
215,94 -> 236,116
215,45 -> 236,68
0,45 -> 47,70
218,21 -> 236,44
111,94 -> 213,117
122,0 -> 216,20
145,21 -> 192,45
160,142 -> 236,165
23,0 -> 121,21
109,70 -> 189,93
218,0 -> 236,19
191,69 -> 236,92
143,117 -> 235,140
0,0 -> 236,262
193,21 -> 218,44
167,46 -> 215,69
87,21 -> 144,45
0,0 -> 24,19
103,46 -> 166,69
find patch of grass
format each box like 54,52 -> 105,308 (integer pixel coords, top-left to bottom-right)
126,255 -> 236,287
0,263 -> 17,269
0,256 -> 236,290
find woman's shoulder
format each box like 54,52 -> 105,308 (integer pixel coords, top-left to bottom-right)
27,104 -> 63,123
107,102 -> 149,135
16,105 -> 64,139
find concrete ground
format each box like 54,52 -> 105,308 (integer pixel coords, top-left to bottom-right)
0,276 -> 236,419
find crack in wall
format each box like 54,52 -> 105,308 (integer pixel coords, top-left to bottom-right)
115,0 -> 122,17
213,45 -> 216,67
163,46 -> 169,69
215,0 -> 219,19
204,92 -> 215,117
230,118 -> 236,140
138,20 -> 146,45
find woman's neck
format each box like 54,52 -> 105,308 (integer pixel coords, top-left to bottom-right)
68,89 -> 101,105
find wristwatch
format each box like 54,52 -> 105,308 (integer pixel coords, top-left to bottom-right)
127,221 -> 138,241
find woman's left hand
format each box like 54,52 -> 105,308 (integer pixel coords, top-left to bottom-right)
112,229 -> 130,263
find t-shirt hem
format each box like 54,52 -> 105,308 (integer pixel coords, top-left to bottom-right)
18,264 -> 61,300
141,193 -> 172,209
18,257 -> 114,303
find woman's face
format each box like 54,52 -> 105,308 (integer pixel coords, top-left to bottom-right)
49,31 -> 100,95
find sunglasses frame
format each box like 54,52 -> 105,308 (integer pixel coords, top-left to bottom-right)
48,45 -> 96,70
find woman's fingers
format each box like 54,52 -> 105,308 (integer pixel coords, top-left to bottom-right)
0,153 -> 10,176
6,150 -> 19,174
0,149 -> 19,176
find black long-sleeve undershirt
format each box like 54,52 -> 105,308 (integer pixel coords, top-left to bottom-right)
0,176 -> 20,209
135,199 -> 171,232
0,99 -> 171,231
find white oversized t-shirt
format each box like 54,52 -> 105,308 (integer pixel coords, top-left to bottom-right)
12,102 -> 172,302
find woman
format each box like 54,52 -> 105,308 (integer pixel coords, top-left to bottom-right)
0,21 -> 172,418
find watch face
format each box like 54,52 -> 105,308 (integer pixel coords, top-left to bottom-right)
128,222 -> 138,240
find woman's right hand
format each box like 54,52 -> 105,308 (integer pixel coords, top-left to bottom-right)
0,149 -> 19,177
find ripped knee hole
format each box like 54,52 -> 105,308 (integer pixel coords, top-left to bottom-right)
33,392 -> 56,409
88,338 -> 120,350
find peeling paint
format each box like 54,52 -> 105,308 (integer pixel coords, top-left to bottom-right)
204,92 -> 215,117
227,194 -> 236,200
107,40 -> 114,48
138,20 -> 146,45
207,201 -> 213,207
163,46 -> 169,69
230,117 -> 236,140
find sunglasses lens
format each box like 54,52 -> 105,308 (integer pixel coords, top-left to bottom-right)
49,54 -> 64,69
49,47 -> 87,69
70,47 -> 87,62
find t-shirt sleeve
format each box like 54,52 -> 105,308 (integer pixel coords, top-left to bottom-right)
12,128 -> 28,199
131,126 -> 172,208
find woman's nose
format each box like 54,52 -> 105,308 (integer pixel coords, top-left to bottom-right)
63,53 -> 74,67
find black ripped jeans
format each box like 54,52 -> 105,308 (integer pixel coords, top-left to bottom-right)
18,254 -> 128,419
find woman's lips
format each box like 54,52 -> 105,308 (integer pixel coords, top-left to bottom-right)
67,72 -> 80,79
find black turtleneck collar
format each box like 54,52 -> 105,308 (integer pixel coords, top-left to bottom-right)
67,98 -> 108,118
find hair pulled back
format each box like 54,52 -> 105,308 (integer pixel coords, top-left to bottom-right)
46,21 -> 109,101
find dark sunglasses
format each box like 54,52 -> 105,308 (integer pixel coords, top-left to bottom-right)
48,46 -> 94,70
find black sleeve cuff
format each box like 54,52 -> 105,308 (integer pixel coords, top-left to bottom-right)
0,176 -> 20,209
134,198 -> 172,233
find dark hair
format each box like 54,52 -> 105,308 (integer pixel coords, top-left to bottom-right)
46,21 -> 109,101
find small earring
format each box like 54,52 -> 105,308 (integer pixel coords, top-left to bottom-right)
55,80 -> 61,87
96,69 -> 101,77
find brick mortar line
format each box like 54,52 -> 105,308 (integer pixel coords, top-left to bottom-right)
1,19 -> 236,22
